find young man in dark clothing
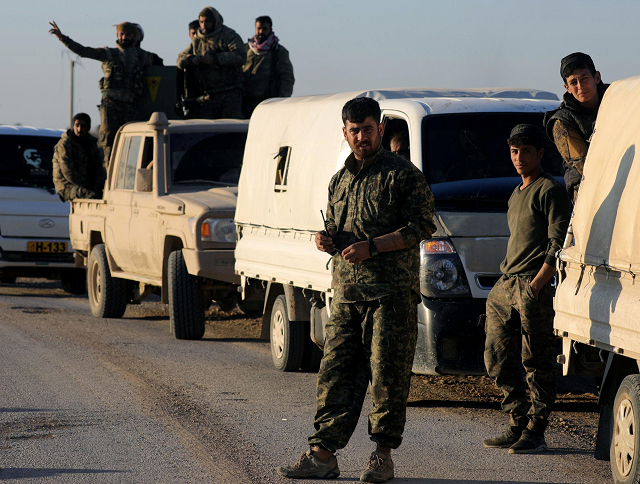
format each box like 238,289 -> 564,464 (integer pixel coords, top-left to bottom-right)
278,97 -> 435,482
483,124 -> 572,454
543,52 -> 608,201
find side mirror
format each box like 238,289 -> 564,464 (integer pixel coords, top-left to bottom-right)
136,168 -> 153,192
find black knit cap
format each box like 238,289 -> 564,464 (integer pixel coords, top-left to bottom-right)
508,124 -> 545,145
560,52 -> 596,80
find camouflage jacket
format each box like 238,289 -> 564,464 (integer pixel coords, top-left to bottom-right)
52,130 -> 106,201
59,35 -> 163,103
177,8 -> 246,94
326,148 -> 436,302
243,42 -> 294,102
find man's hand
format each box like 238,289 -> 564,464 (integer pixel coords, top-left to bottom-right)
198,55 -> 216,65
342,241 -> 371,264
49,21 -> 63,40
529,281 -> 542,300
315,230 -> 335,253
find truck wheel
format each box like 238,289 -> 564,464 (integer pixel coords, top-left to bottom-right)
168,250 -> 205,340
300,321 -> 323,372
611,374 -> 640,483
60,268 -> 87,295
270,295 -> 304,371
88,244 -> 128,318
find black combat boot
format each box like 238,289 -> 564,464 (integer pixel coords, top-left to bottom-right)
508,428 -> 548,454
483,425 -> 525,448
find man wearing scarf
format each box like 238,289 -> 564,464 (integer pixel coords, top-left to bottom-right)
543,52 -> 608,201
177,7 -> 246,119
49,21 -> 163,166
52,113 -> 106,202
243,16 -> 295,118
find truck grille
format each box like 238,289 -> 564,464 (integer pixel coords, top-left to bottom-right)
0,251 -> 75,264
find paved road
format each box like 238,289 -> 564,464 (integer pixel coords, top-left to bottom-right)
0,281 -> 611,483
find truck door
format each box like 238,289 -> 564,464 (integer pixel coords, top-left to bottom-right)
105,135 -> 143,273
129,136 -> 163,278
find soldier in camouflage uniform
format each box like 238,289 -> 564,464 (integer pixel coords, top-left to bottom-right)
49,21 -> 163,166
543,52 -> 608,202
52,113 -> 106,201
483,124 -> 572,454
177,7 -> 246,119
278,98 -> 436,483
242,16 -> 295,118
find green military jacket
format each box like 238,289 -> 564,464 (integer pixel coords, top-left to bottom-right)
327,148 -> 436,302
243,43 -> 294,102
177,7 -> 246,94
59,36 -> 163,103
52,131 -> 106,201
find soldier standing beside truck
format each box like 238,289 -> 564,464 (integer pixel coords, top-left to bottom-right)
52,113 -> 106,201
278,97 -> 436,483
49,21 -> 163,166
483,125 -> 572,454
543,52 -> 608,201
242,15 -> 295,118
177,7 -> 246,119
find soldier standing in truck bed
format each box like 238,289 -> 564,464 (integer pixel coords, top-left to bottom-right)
49,21 -> 163,166
242,15 -> 295,118
177,7 -> 246,119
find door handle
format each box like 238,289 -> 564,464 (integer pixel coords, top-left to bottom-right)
109,206 -> 115,212
132,201 -> 138,207
133,208 -> 139,215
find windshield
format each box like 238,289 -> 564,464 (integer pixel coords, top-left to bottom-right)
169,132 -> 246,186
422,113 -> 564,209
0,134 -> 59,191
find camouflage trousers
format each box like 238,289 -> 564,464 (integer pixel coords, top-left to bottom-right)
308,291 -> 418,452
484,275 -> 557,434
99,98 -> 140,167
198,88 -> 243,120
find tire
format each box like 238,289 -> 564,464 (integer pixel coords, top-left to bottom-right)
60,268 -> 87,295
168,250 -> 205,340
0,275 -> 17,284
300,321 -> 323,372
611,374 -> 640,483
270,295 -> 304,371
87,244 -> 128,318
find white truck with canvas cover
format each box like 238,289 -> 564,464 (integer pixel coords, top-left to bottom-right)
235,88 -> 564,372
553,75 -> 640,483
69,113 -> 248,339
0,125 -> 85,293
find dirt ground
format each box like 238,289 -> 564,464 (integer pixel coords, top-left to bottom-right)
7,278 -> 603,449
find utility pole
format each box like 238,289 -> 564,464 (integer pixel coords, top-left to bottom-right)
69,60 -> 75,129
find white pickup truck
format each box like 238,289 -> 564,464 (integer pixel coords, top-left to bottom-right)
0,125 -> 85,293
69,113 -> 248,339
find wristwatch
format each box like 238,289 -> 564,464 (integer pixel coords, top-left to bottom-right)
368,239 -> 379,257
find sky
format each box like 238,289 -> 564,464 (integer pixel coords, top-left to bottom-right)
1,0 -> 638,130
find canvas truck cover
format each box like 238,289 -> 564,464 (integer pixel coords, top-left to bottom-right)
560,76 -> 640,271
235,87 -> 558,230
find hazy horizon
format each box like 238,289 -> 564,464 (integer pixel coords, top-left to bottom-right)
1,0 -> 636,129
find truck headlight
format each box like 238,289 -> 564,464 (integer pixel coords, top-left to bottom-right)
189,217 -> 236,243
420,238 -> 470,297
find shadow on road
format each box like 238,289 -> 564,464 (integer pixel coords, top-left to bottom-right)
201,337 -> 266,344
0,468 -> 125,479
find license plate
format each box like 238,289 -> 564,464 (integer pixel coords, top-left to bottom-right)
27,241 -> 68,253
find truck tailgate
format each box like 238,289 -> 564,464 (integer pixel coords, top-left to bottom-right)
69,199 -> 108,252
